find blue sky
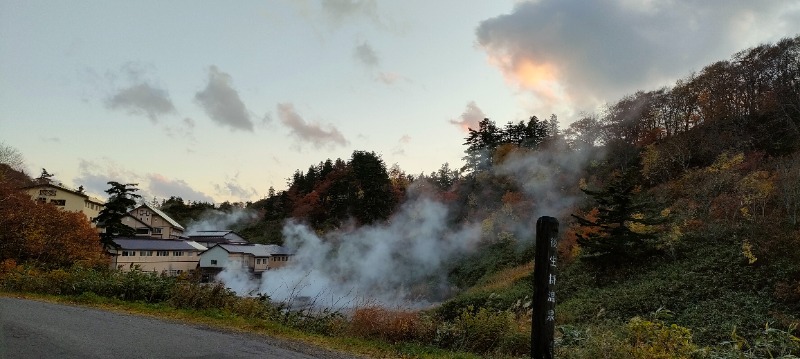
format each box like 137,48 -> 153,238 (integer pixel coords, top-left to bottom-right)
2,0 -> 798,203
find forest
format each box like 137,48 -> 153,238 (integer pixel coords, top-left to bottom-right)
1,35 -> 799,358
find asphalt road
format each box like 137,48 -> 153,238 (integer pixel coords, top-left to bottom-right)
0,297 -> 359,359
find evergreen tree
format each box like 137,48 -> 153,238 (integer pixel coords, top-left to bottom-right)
93,182 -> 141,249
37,168 -> 54,184
571,171 -> 663,259
462,118 -> 502,173
349,150 -> 395,224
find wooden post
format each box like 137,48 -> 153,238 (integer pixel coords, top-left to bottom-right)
532,216 -> 559,359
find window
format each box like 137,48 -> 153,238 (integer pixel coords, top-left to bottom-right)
156,251 -> 169,256
153,228 -> 162,234
36,197 -> 46,204
39,189 -> 56,196
50,199 -> 65,206
173,251 -> 183,256
136,228 -> 149,235
210,260 -> 218,265
140,251 -> 153,256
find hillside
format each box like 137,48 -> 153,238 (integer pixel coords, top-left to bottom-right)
211,35 -> 800,355
1,35 -> 799,357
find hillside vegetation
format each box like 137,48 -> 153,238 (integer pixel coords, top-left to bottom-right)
1,35 -> 799,358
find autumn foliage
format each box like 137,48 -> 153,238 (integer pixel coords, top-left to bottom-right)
0,180 -> 106,268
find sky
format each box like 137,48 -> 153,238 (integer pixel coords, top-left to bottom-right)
1,0 -> 798,204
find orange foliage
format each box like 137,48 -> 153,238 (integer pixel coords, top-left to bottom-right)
349,306 -> 434,343
0,181 -> 106,268
562,207 -> 602,261
501,191 -> 524,206
291,190 -> 321,220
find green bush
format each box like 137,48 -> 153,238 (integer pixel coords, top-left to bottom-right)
168,282 -> 239,311
436,306 -> 516,354
627,316 -> 697,359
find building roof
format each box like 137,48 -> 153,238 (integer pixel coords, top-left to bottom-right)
23,182 -> 106,205
215,244 -> 293,257
189,230 -> 234,237
187,230 -> 248,244
113,238 -> 207,251
133,202 -> 185,231
122,213 -> 152,229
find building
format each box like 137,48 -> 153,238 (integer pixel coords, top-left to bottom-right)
186,230 -> 248,249
23,182 -> 105,222
109,237 -> 207,275
122,202 -> 185,239
198,244 -> 293,282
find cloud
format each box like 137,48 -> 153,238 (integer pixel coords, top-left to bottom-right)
353,41 -> 380,67
391,135 -> 411,156
375,71 -> 406,85
352,42 -> 408,85
163,117 -> 197,141
476,0 -> 800,116
195,66 -> 254,132
71,159 -> 215,204
449,101 -> 486,132
213,173 -> 259,202
147,173 -> 214,203
277,103 -> 349,149
102,62 -> 176,122
321,0 -> 379,26
73,158 -> 143,199
106,82 -> 176,122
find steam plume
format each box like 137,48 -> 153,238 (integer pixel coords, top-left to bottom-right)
217,142 -> 597,308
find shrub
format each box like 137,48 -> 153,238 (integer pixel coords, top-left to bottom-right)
717,324 -> 800,358
349,306 -> 435,343
627,316 -> 697,359
556,324 -> 630,359
168,282 -> 239,311
437,306 -> 516,354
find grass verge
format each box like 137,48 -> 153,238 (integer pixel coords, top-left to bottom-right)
0,291 -> 488,359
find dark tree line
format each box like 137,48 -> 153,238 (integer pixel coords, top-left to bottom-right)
245,150 -> 397,243
462,115 -> 557,173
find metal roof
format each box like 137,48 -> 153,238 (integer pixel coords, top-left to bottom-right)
134,202 -> 185,231
216,244 -> 293,257
189,230 -> 233,237
122,214 -> 152,229
193,237 -> 239,244
113,238 -> 207,251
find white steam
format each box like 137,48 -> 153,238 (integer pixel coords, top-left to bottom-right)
496,140 -> 597,218
217,260 -> 259,294
186,208 -> 257,235
262,196 -> 481,307
216,194 -> 480,307
216,143 -> 597,308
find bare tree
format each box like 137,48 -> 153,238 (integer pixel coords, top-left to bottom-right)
0,141 -> 25,172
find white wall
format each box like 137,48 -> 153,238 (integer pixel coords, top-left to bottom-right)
199,246 -> 230,268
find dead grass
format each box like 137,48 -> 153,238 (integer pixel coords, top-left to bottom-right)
349,306 -> 436,343
465,262 -> 533,295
